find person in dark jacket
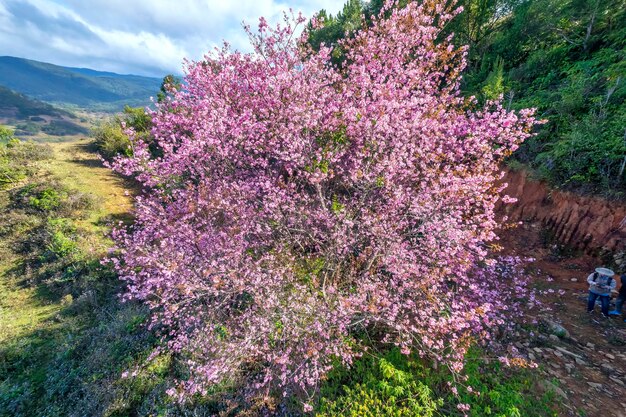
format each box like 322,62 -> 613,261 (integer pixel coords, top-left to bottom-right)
587,267 -> 616,317
608,274 -> 626,321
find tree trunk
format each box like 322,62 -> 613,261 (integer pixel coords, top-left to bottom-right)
583,0 -> 599,52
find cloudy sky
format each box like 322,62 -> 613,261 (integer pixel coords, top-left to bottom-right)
0,0 -> 344,78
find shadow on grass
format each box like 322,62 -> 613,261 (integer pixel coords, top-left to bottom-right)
0,292 -> 162,417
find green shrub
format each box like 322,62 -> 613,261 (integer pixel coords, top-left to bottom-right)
457,349 -> 559,417
316,347 -> 560,417
13,181 -> 99,218
317,349 -> 442,417
0,124 -> 13,144
44,218 -> 79,259
29,188 -> 64,212
92,118 -> 132,159
93,106 -> 153,160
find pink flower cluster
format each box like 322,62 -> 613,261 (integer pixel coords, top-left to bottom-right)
110,0 -> 538,406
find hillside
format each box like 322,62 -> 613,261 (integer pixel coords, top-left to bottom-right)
0,86 -> 88,139
0,85 -> 70,120
0,56 -> 162,111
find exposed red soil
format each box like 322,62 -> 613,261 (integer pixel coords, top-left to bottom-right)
499,170 -> 626,253
496,171 -> 626,417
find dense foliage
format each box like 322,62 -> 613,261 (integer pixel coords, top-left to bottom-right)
316,347 -> 558,417
111,0 -> 538,411
93,105 -> 152,159
309,0 -> 626,195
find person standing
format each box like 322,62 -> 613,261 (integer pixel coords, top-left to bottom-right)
587,267 -> 616,317
608,274 -> 626,320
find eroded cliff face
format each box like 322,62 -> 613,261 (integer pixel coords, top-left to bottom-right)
499,170 -> 626,253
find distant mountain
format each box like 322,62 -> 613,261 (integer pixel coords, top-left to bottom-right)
0,56 -> 162,111
0,85 -> 88,138
0,85 -> 70,119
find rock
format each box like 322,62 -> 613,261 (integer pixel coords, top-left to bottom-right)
553,350 -> 563,358
606,353 -> 616,360
549,334 -> 560,342
576,358 -> 588,366
528,353 -> 536,361
514,342 -> 524,349
555,346 -> 583,359
601,363 -> 614,375
609,376 -> 625,387
533,347 -> 543,353
541,319 -> 571,338
587,382 -> 603,390
586,342 -> 595,349
541,380 -> 568,400
565,363 -> 574,373
570,278 -> 578,282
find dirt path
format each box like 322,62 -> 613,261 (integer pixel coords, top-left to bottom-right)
500,221 -> 626,417
0,138 -> 133,344
45,139 -> 134,223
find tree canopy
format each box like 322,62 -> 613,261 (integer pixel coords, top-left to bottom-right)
111,1 -> 538,411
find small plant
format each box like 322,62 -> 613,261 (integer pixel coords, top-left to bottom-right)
29,188 -> 63,212
46,229 -> 78,258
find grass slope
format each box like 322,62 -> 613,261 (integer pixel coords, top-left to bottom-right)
0,86 -> 90,140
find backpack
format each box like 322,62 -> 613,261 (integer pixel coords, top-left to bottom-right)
592,272 -> 613,286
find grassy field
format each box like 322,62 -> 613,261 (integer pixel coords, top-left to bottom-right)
45,140 -> 134,226
0,138 -> 153,417
0,138 -> 133,341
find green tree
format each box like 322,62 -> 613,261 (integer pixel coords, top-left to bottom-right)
157,74 -> 182,103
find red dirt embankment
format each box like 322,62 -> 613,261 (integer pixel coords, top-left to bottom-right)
499,170 -> 626,253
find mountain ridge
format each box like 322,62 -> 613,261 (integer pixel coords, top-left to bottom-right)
0,56 -> 162,111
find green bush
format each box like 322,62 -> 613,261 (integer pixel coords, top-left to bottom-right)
93,106 -> 153,160
13,181 -> 99,218
0,125 -> 13,144
29,188 -> 64,212
92,118 -> 132,159
45,218 -> 78,259
317,349 -> 442,417
316,347 -> 559,417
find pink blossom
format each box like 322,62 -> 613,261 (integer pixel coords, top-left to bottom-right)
109,0 -> 538,407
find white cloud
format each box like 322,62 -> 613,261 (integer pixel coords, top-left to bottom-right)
0,0 -> 345,76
